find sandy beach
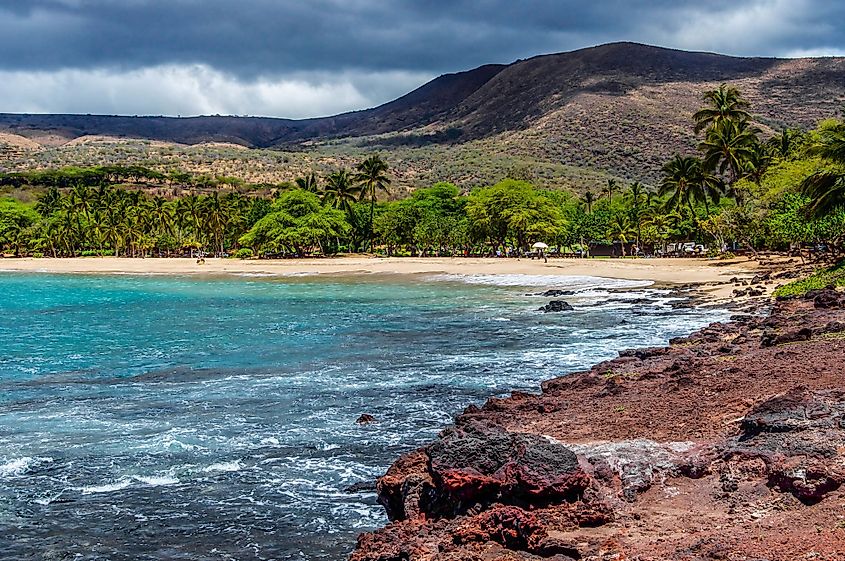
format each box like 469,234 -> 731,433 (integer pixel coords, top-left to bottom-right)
0,256 -> 771,301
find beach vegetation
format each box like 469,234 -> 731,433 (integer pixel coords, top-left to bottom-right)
773,260 -> 845,297
1,87 -> 844,262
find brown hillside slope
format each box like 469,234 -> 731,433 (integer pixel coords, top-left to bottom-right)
2,43 -> 844,186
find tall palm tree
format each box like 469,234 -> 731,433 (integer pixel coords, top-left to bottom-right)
355,155 -> 391,250
742,142 -> 772,186
200,192 -> 229,256
699,118 -> 759,200
659,155 -> 707,219
626,182 -> 647,244
100,205 -> 124,257
177,194 -> 204,244
35,187 -> 62,217
693,84 -> 751,134
582,190 -> 597,214
602,178 -> 617,204
322,169 -> 360,214
149,195 -> 174,236
801,123 -> 845,218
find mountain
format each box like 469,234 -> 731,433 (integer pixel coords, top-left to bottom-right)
0,63 -> 507,148
2,43 -> 845,186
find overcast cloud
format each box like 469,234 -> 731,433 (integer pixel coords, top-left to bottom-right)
1,0 -> 843,118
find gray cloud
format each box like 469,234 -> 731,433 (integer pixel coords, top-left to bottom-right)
0,0 -> 843,117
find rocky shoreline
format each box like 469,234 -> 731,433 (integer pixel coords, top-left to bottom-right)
350,288 -> 845,561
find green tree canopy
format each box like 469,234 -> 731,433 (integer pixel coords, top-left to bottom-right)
239,189 -> 349,255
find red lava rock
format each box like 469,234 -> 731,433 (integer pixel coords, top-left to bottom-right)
353,293 -> 845,561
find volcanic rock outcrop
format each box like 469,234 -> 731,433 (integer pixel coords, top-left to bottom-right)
352,289 -> 845,561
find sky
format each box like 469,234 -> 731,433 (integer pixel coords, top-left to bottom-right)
1,0 -> 844,119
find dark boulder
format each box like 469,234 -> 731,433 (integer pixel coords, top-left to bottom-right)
618,346 -> 671,360
345,481 -> 378,494
740,387 -> 816,437
356,413 -> 376,424
539,300 -> 574,313
761,327 -> 813,347
808,288 -> 845,309
423,421 -> 588,517
542,289 -> 576,297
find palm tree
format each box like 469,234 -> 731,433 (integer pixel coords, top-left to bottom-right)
606,214 -> 635,256
295,172 -> 319,193
801,123 -> 845,218
813,123 -> 845,163
766,128 -> 803,160
742,142 -> 772,186
200,192 -> 228,256
693,84 -> 751,134
699,118 -> 759,200
177,194 -> 204,245
659,155 -> 707,219
149,196 -> 174,236
66,184 -> 94,247
322,169 -> 359,213
602,178 -> 617,204
626,182 -> 647,244
35,187 -> 62,217
582,190 -> 597,214
646,212 -> 680,255
100,206 -> 124,257
355,155 -> 391,250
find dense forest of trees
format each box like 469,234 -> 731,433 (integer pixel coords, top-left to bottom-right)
1,86 -> 844,259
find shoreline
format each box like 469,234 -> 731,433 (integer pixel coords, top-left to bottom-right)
352,290 -> 845,560
0,255 -> 780,304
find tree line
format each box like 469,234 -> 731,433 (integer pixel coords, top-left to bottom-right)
1,86 -> 844,259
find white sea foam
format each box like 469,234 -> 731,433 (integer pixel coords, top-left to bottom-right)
134,475 -> 179,486
203,460 -> 242,473
148,435 -> 204,452
0,457 -> 32,477
429,273 -> 652,289
80,479 -> 133,494
0,456 -> 53,478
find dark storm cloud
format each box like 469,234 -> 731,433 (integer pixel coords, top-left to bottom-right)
0,0 -> 843,117
1,0 -> 844,78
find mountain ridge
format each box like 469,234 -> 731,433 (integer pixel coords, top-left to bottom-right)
2,42 -> 844,186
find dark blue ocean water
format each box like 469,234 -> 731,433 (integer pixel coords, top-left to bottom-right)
0,272 -> 728,560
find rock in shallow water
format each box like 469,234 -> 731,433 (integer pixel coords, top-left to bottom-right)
539,300 -> 574,313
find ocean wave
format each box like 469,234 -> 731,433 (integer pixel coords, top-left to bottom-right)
0,456 -> 53,478
428,273 -> 653,289
79,479 -> 133,494
202,460 -> 243,473
134,474 -> 180,486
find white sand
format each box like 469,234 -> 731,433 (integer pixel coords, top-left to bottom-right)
0,256 -> 766,301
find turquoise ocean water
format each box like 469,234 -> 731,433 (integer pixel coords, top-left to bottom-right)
0,271 -> 728,560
